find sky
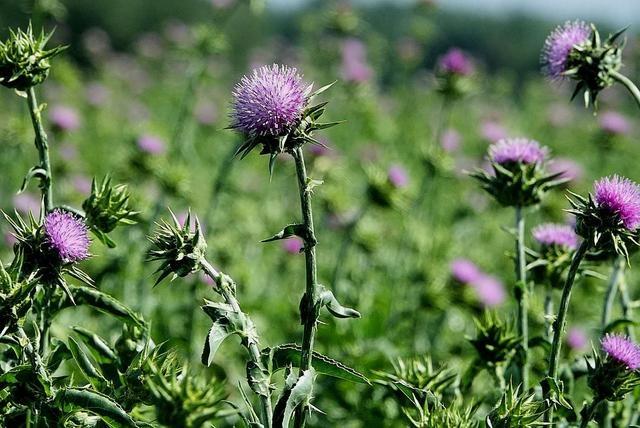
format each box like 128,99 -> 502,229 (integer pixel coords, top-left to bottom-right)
268,0 -> 640,26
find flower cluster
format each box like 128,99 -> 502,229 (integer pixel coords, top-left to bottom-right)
472,138 -> 562,207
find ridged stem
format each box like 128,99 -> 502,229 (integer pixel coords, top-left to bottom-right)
26,86 -> 53,212
291,147 -> 319,428
611,70 -> 640,111
544,240 -> 589,424
514,205 -> 529,389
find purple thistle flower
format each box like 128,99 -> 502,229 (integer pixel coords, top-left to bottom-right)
480,120 -> 507,143
548,158 -> 583,183
195,101 -> 218,126
86,83 -> 109,107
231,64 -> 307,137
567,327 -> 588,351
49,106 -> 81,132
541,21 -> 591,79
437,48 -> 474,76
341,38 -> 373,83
43,210 -> 90,263
489,138 -> 548,165
450,258 -> 483,284
600,111 -> 631,136
282,237 -> 303,254
601,334 -> 640,370
137,134 -> 166,155
388,165 -> 409,189
441,128 -> 461,153
472,274 -> 506,307
13,193 -> 41,215
594,175 -> 640,231
532,223 -> 579,250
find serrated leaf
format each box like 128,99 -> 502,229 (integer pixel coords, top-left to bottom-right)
68,285 -> 145,327
201,322 -> 234,367
71,327 -> 118,365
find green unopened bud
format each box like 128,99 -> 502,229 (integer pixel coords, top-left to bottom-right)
82,175 -> 138,247
148,211 -> 207,285
0,24 -> 65,91
486,384 -> 545,427
468,313 -> 520,367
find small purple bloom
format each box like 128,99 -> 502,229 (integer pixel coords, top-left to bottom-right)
594,175 -> 640,230
137,135 -> 166,155
49,106 -> 81,132
341,38 -> 373,83
541,21 -> 591,79
195,101 -> 218,126
86,83 -> 109,107
480,120 -> 507,143
601,334 -> 640,370
43,210 -> 90,263
437,48 -> 474,76
532,223 -> 579,250
600,111 -> 631,136
567,327 -> 588,351
441,128 -> 461,153
13,193 -> 41,215
450,258 -> 483,284
282,237 -> 303,254
472,274 -> 506,307
489,138 -> 548,165
71,175 -> 92,194
548,158 -> 583,183
231,64 -> 307,137
388,165 -> 409,188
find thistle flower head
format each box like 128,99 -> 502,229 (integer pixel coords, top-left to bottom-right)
594,176 -> 640,231
387,165 -> 409,189
600,111 -> 631,136
489,138 -> 548,166
469,313 -> 519,366
437,48 -> 474,76
541,21 -> 591,79
49,105 -> 80,132
532,223 -> 579,250
602,334 -> 640,370
43,210 -> 90,263
472,275 -> 506,307
148,211 -> 207,284
0,24 -> 65,90
450,258 -> 482,284
231,64 -> 307,137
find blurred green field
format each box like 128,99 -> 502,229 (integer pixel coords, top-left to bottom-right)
3,1 -> 640,426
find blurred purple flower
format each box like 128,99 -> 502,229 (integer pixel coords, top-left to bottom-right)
282,237 -> 303,254
594,175 -> 640,231
440,128 -> 461,153
44,210 -> 90,263
135,33 -> 164,59
437,48 -> 474,75
541,21 -> 591,79
49,106 -> 81,132
489,138 -> 548,165
231,64 -> 306,137
137,135 -> 167,155
532,223 -> 579,250
13,193 -> 40,215
341,38 -> 373,83
4,231 -> 17,247
195,101 -> 218,126
82,28 -> 111,58
480,120 -> 507,143
211,0 -> 235,8
86,83 -> 109,107
549,158 -> 583,183
472,274 -> 506,307
600,111 -> 631,135
601,334 -> 640,370
388,165 -> 409,188
567,327 -> 588,351
71,175 -> 92,195
450,258 -> 483,284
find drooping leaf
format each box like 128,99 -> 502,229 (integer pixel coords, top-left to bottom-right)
54,387 -> 137,427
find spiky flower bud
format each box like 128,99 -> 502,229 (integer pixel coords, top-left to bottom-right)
468,313 -> 520,368
569,175 -> 640,259
486,384 -> 545,427
365,165 -> 409,209
0,24 -> 65,90
586,334 -> 640,402
472,138 -> 563,207
82,176 -> 138,247
148,211 -> 207,284
542,21 -> 624,108
435,48 -> 475,99
231,64 -> 340,173
530,223 -> 580,288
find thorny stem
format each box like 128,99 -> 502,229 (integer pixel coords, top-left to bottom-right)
611,70 -> 640,111
544,239 -> 589,424
514,205 -> 529,389
200,259 -> 273,428
26,86 -> 53,213
291,147 -> 319,428
602,256 -> 625,331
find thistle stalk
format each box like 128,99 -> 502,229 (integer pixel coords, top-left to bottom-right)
544,239 -> 590,423
611,70 -> 640,111
514,205 -> 529,389
580,398 -> 603,428
200,259 -> 273,427
602,256 -> 625,330
26,86 -> 53,212
291,146 -> 319,428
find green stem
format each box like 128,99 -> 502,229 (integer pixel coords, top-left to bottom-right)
201,260 -> 272,428
514,205 -> 529,389
544,285 -> 554,340
602,257 -> 624,331
611,70 -> 640,111
580,398 -> 603,428
291,147 -> 319,428
330,202 -> 368,294
544,240 -> 589,424
26,86 -> 53,212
